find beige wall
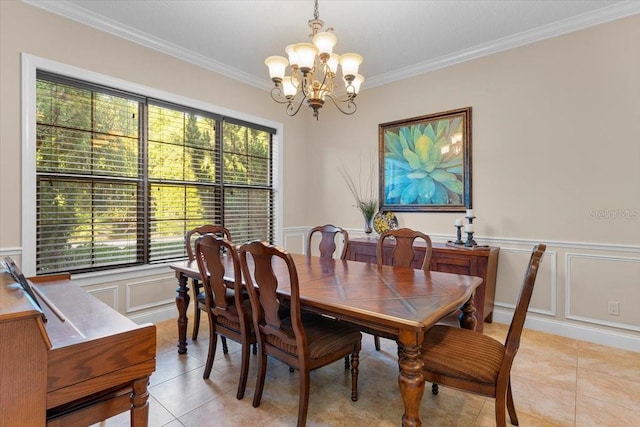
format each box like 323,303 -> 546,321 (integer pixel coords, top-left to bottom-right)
308,15 -> 640,246
1,1 -> 638,350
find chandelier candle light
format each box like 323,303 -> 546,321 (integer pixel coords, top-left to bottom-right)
264,0 -> 364,119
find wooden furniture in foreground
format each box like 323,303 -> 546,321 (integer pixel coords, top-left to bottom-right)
240,242 -> 362,427
0,266 -> 156,427
170,254 -> 481,427
185,224 -> 232,341
421,244 -> 546,427
346,237 -> 499,332
194,235 -> 256,399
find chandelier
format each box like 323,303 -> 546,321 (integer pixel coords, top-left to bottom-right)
264,0 -> 364,119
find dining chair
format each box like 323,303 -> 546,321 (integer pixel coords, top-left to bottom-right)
239,241 -> 362,427
186,224 -> 232,342
376,227 -> 433,271
420,244 -> 546,427
194,234 -> 256,399
374,227 -> 433,350
306,224 -> 349,260
306,224 -> 351,368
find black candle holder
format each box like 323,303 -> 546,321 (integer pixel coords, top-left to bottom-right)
454,225 -> 464,244
466,215 -> 476,224
464,230 -> 477,247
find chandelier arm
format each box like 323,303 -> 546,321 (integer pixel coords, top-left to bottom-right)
324,93 -> 357,115
270,86 -> 307,116
326,90 -> 356,103
269,86 -> 293,105
300,72 -> 313,98
286,95 -> 307,116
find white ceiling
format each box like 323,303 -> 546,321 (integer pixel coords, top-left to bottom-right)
25,0 -> 640,90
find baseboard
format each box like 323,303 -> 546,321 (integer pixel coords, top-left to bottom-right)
492,308 -> 640,353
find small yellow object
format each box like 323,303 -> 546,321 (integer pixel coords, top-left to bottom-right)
373,211 -> 398,234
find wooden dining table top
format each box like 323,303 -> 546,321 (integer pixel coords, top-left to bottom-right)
170,252 -> 482,337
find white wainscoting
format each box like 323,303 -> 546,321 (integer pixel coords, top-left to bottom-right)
493,246 -> 557,317
86,285 -> 118,311
125,274 -> 176,314
565,252 -> 640,332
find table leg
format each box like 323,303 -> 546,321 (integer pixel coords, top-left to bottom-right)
458,292 -> 477,331
130,377 -> 150,427
398,331 -> 425,427
175,273 -> 190,354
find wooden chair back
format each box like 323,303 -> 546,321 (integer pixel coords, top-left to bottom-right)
186,225 -> 232,261
306,224 -> 349,260
377,227 -> 433,271
185,224 -> 233,341
239,241 -> 304,359
194,234 -> 243,316
503,244 -> 546,364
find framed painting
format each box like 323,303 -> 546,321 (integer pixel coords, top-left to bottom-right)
378,107 -> 472,212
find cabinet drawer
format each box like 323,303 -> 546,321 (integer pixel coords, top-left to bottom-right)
431,254 -> 477,276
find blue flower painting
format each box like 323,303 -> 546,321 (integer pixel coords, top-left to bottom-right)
380,108 -> 471,212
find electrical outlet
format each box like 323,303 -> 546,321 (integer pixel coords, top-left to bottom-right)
607,301 -> 620,316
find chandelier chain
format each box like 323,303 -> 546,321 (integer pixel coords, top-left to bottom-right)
313,0 -> 319,20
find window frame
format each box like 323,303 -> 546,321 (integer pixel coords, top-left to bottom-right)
21,53 -> 283,277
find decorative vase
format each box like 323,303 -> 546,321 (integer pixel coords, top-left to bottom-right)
363,214 -> 374,237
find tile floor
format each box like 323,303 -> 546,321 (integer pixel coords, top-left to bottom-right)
96,317 -> 640,426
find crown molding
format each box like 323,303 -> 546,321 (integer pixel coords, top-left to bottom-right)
22,0 -> 272,91
366,1 -> 640,88
22,0 -> 640,91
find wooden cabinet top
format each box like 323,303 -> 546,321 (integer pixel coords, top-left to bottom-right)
349,237 -> 499,257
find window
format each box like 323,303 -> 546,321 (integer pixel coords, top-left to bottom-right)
34,71 -> 275,274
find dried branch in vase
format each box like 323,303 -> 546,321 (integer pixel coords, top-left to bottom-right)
339,154 -> 378,230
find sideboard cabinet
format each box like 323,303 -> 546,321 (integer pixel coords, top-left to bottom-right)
345,237 -> 499,332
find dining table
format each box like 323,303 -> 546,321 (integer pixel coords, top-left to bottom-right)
170,252 -> 482,427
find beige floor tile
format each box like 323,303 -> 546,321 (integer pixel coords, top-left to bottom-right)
474,401 -> 571,427
161,420 -> 186,427
150,351 -> 205,386
511,348 -> 578,392
420,386 -> 486,422
482,321 -> 509,341
177,391 -> 286,426
576,394 -> 640,427
509,373 -> 576,426
520,328 -> 579,354
577,367 -> 640,413
150,365 -> 238,418
577,339 -> 640,383
90,395 -> 176,427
